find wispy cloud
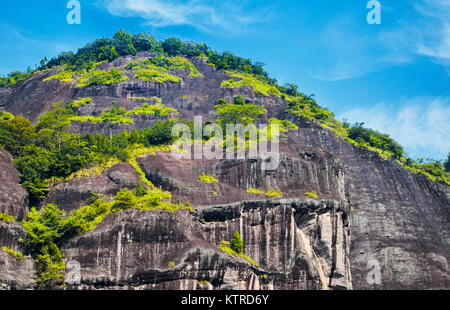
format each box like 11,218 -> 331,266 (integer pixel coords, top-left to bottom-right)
338,97 -> 450,159
96,0 -> 270,33
313,0 -> 450,81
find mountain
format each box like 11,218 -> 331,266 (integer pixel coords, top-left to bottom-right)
0,31 -> 448,290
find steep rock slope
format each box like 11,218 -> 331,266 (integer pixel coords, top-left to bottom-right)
0,147 -> 28,220
0,53 -> 448,290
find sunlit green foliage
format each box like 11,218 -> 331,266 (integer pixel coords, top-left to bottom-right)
347,123 -> 404,160
2,246 -> 24,260
0,108 -> 14,122
230,231 -> 244,254
246,188 -> 265,195
0,70 -> 33,87
217,240 -> 257,266
43,67 -> 75,83
221,72 -> 283,98
76,68 -> 129,87
134,68 -> 182,84
23,204 -> 65,286
127,103 -> 178,117
0,212 -> 16,223
69,97 -> 93,108
304,191 -> 318,198
265,189 -> 283,198
216,103 -> 266,126
199,173 -> 218,184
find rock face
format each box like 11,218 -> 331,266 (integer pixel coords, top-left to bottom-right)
0,221 -> 36,289
63,200 -> 351,290
46,162 -> 140,214
0,54 -> 448,290
0,147 -> 28,220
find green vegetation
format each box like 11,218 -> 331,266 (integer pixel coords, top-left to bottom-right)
127,103 -> 178,117
217,239 -> 257,266
199,173 -> 218,184
230,231 -> 244,254
2,246 -> 24,260
0,70 -> 34,88
0,212 -> 16,223
22,186 -> 190,287
304,191 -> 318,198
69,97 -> 93,108
0,102 -> 179,206
134,68 -> 182,84
265,189 -> 283,198
23,204 -> 66,286
247,188 -> 265,195
126,56 -> 194,83
43,67 -> 75,83
346,122 -> 404,160
76,68 -> 129,87
285,95 -> 450,185
0,108 -> 14,122
221,72 -> 283,98
216,103 -> 267,126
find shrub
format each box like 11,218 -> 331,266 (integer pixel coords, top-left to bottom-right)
247,188 -> 265,195
115,149 -> 130,162
215,103 -> 266,126
0,212 -> 16,223
234,94 -> 245,105
265,189 -> 283,198
304,191 -> 318,198
76,68 -> 129,87
134,68 -> 182,84
199,173 -> 218,184
217,98 -> 228,105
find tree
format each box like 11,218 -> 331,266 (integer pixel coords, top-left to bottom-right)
2,115 -> 36,156
444,153 -> 450,173
162,37 -> 186,56
233,94 -> 245,105
112,189 -> 137,212
36,102 -> 72,149
230,231 -> 244,254
135,180 -> 148,197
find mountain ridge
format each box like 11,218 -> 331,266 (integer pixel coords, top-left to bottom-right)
0,31 -> 448,290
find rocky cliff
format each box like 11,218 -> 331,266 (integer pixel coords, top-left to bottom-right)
0,53 -> 448,290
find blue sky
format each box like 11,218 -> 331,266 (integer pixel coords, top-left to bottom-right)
0,0 -> 449,160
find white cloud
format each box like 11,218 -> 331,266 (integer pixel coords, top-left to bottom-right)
96,0 -> 270,33
338,97 -> 450,159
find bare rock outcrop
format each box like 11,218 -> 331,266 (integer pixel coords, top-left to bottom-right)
0,147 -> 28,220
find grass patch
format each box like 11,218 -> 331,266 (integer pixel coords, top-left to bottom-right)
2,246 -> 24,260
217,241 -> 257,266
221,72 -> 283,98
44,68 -> 74,83
69,97 -> 93,108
